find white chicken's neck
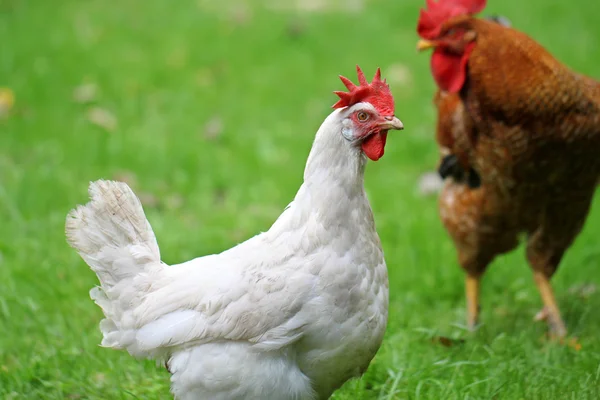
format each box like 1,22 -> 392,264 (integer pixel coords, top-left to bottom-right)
302,109 -> 366,193
264,109 -> 375,239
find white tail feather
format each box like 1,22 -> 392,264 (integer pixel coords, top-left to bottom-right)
66,180 -> 163,355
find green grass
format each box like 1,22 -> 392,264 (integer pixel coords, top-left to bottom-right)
1,0 -> 600,398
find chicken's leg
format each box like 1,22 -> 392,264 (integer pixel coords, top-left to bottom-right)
465,274 -> 481,330
532,271 -> 567,338
458,252 -> 495,331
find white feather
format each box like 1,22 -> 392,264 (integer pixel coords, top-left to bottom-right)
65,104 -> 391,399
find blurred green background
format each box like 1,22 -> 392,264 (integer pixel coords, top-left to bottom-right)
1,0 -> 599,398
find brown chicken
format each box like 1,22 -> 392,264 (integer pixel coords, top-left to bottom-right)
416,0 -> 600,337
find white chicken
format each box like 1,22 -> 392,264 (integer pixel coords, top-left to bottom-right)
65,66 -> 404,400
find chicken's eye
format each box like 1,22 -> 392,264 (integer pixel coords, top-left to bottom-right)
357,111 -> 369,122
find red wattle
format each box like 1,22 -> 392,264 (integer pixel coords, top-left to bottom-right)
431,43 -> 475,93
361,131 -> 388,161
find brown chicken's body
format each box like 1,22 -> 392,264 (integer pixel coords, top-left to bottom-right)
436,19 -> 600,336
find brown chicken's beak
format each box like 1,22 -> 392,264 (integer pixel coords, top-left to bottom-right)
417,39 -> 437,51
379,116 -> 404,131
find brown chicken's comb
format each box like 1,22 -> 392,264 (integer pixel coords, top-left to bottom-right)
332,65 -> 395,116
417,0 -> 487,39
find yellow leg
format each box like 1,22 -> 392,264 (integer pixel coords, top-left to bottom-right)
533,271 -> 567,338
466,274 -> 480,330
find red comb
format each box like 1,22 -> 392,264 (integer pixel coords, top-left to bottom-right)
332,65 -> 395,116
417,0 -> 486,39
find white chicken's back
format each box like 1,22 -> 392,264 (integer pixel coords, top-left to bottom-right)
66,67 -> 402,399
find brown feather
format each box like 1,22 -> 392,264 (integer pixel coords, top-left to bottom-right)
434,18 -> 600,333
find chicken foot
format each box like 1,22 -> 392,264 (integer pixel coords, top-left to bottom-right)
533,306 -> 549,322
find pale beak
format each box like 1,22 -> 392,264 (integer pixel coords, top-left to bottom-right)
379,116 -> 404,131
417,39 -> 437,51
